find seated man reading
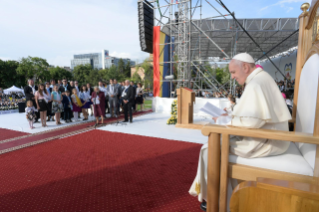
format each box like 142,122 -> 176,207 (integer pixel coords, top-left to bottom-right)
189,53 -> 292,211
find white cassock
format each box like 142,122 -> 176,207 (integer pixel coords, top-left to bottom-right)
189,67 -> 292,206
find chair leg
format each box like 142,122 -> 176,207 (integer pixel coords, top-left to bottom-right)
219,134 -> 230,212
207,133 -> 221,212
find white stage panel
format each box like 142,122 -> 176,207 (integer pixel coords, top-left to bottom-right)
99,112 -> 210,144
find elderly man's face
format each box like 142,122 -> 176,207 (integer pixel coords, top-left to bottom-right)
229,60 -> 250,85
125,81 -> 129,86
70,81 -> 74,86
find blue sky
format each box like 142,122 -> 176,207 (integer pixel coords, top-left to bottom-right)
0,0 -> 311,67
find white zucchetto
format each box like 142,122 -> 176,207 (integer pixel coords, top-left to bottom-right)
233,53 -> 255,64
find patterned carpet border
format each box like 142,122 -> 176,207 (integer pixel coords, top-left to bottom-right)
0,110 -> 152,144
0,110 -> 152,155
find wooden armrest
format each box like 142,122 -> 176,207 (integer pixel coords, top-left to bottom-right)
288,118 -> 296,124
202,124 -> 319,145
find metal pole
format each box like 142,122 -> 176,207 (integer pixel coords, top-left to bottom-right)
255,29 -> 299,62
188,0 -> 192,88
216,0 -> 290,82
170,0 -> 173,97
191,21 -> 230,59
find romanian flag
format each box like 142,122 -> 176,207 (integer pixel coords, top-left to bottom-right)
153,26 -> 174,97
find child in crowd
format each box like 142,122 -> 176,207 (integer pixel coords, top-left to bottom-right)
62,91 -> 73,123
71,88 -> 82,122
224,94 -> 236,115
25,100 -> 37,129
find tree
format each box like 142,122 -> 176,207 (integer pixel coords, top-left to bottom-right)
117,59 -> 125,74
49,66 -> 73,81
124,60 -> 131,78
221,65 -> 231,85
140,59 -> 153,89
98,68 -> 109,83
86,69 -> 100,86
16,56 -> 50,84
214,68 -> 225,84
17,56 -> 50,83
73,64 -> 92,85
132,71 -> 142,83
0,60 -> 24,88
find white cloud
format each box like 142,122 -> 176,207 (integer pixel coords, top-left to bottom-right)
260,0 -> 312,11
287,7 -> 294,12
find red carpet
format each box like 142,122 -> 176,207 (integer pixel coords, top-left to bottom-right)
0,128 -> 29,141
0,130 -> 202,211
0,110 -> 152,152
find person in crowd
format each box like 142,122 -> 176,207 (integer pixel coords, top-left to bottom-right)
136,83 -> 144,111
50,79 -> 56,89
74,81 -> 80,95
57,79 -> 62,88
25,100 -> 37,130
35,84 -> 49,127
197,89 -> 204,97
130,81 -> 137,112
107,79 -> 118,117
98,81 -> 107,116
104,82 -> 110,114
24,79 -> 39,123
87,83 -> 94,116
114,79 -> 122,114
223,94 -> 236,115
279,81 -> 285,92
119,81 -> 126,113
62,91 -> 73,123
59,79 -> 71,94
204,91 -> 211,98
79,85 -> 90,121
46,82 -> 54,122
122,80 -> 135,123
189,53 -> 292,210
91,86 -> 105,127
69,81 -> 75,92
74,81 -> 81,118
282,92 -> 293,114
71,88 -> 82,122
51,85 -> 64,125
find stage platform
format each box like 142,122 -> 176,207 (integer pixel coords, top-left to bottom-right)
99,112 -> 212,144
0,112 -> 97,134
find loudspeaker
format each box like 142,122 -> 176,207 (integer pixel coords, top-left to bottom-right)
138,0 -> 154,54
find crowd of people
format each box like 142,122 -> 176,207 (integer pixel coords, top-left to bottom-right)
24,78 -> 145,129
194,86 -> 244,99
0,91 -> 25,111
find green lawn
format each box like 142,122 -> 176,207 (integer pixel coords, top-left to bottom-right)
144,99 -> 152,109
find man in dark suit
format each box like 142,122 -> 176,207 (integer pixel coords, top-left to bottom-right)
59,79 -> 72,94
24,79 -> 39,122
122,80 -> 135,123
130,81 -> 137,112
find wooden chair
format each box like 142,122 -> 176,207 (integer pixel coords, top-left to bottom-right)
230,178 -> 319,212
202,2 -> 319,212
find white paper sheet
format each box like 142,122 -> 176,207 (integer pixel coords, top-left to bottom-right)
200,102 -> 225,117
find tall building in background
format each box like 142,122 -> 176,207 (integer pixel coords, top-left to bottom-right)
71,50 -> 136,70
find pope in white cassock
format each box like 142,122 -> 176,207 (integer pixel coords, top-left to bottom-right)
189,53 -> 292,211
